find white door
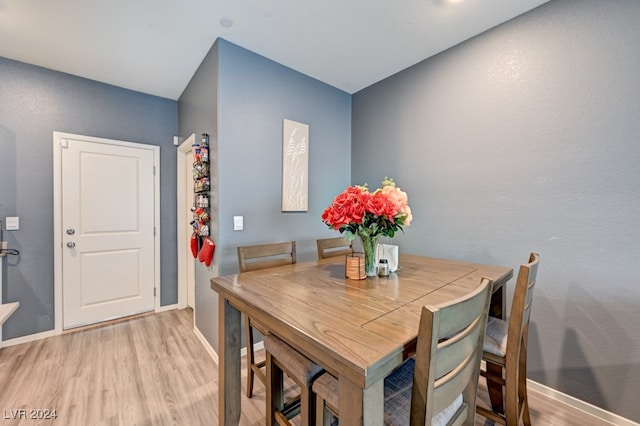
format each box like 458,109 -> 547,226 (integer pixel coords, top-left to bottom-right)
60,135 -> 157,329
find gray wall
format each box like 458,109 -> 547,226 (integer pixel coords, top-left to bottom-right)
0,57 -> 179,339
352,0 -> 640,421
178,38 -> 352,352
178,41 -> 221,350
216,39 -> 352,274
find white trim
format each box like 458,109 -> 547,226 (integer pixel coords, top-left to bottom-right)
52,132 -> 161,333
240,340 -> 264,358
53,135 -> 63,333
153,145 -> 161,313
194,325 -> 219,365
158,303 -> 179,313
192,325 -> 265,366
0,303 -> 19,327
1,329 -> 59,348
177,134 -> 196,310
527,380 -> 640,426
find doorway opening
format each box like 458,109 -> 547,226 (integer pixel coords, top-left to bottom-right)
177,134 -> 196,313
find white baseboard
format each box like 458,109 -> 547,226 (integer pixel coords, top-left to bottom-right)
191,326 -> 265,366
193,324 -> 219,365
527,379 -> 640,426
1,329 -> 59,348
158,303 -> 179,313
240,340 -> 264,358
1,305 -> 180,348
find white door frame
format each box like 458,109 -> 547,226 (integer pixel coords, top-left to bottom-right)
53,132 -> 161,333
177,134 -> 196,312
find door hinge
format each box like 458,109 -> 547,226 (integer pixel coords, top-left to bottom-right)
154,288 -> 156,297
153,166 -> 156,176
153,227 -> 156,236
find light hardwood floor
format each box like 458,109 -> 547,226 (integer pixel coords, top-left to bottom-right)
0,309 -> 616,425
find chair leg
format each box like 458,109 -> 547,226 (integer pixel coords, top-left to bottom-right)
245,316 -> 256,398
519,338 -> 531,426
486,360 -> 505,414
266,351 -> 285,426
299,385 -> 316,426
521,396 -> 532,426
504,351 -> 522,426
312,387 -> 338,426
315,394 -> 331,426
266,356 -> 316,426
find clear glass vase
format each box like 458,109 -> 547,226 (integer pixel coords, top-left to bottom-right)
359,234 -> 379,277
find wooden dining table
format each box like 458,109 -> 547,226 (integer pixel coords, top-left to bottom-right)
211,253 -> 513,426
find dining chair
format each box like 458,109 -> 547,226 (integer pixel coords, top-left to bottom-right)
313,277 -> 494,426
237,241 -> 297,398
264,333 -> 323,426
316,237 -> 352,260
476,253 -> 540,426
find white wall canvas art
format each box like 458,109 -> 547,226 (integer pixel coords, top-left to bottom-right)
282,119 -> 309,212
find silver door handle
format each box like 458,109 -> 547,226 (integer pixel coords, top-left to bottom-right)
66,242 -> 76,248
66,228 -> 75,235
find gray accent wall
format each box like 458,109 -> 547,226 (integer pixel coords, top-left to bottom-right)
178,41 -> 221,351
0,57 -> 179,339
216,39 -> 352,273
352,0 -> 640,421
178,39 -> 352,352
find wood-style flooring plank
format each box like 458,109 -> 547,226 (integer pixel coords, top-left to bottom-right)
0,308 -> 619,425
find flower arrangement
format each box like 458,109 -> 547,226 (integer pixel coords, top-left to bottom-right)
321,177 -> 412,276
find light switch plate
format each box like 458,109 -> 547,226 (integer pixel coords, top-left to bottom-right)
5,217 -> 19,231
233,216 -> 243,231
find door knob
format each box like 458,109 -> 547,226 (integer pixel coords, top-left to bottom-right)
66,228 -> 75,235
66,242 -> 76,248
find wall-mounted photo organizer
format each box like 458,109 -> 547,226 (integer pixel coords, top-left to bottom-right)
191,133 -> 215,266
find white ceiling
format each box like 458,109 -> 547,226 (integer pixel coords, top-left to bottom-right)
0,0 -> 549,100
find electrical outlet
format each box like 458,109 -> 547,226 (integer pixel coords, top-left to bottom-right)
1,241 -> 7,250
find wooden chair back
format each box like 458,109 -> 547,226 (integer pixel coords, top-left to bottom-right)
476,252 -> 539,425
506,252 -> 539,362
237,241 -> 297,272
316,237 -> 352,260
411,277 -> 493,425
236,241 -> 297,399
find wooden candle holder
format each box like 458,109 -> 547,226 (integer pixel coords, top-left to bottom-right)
345,253 -> 366,280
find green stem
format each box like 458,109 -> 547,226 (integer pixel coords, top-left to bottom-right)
359,234 -> 379,277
